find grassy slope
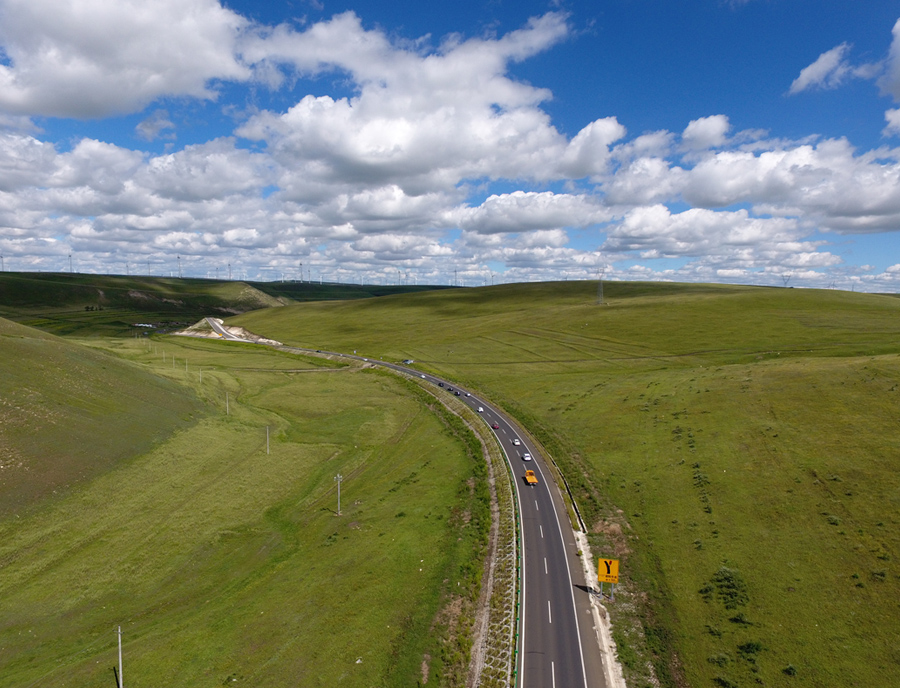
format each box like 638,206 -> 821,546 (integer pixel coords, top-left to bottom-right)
232,280 -> 900,688
253,280 -> 453,302
0,272 -> 450,337
0,333 -> 487,688
0,317 -> 203,515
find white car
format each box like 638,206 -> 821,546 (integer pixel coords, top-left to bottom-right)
420,374 -> 426,378
522,453 -> 532,461
512,438 -> 521,446
477,406 -> 484,413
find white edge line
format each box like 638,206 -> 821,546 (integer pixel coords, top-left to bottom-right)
507,441 -> 528,688
370,366 -> 530,688
484,410 -> 527,688
546,472 -> 590,688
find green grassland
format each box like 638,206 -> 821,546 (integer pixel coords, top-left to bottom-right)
253,279 -> 452,302
233,281 -> 900,688
0,328 -> 489,687
0,317 -> 203,516
0,272 -> 449,337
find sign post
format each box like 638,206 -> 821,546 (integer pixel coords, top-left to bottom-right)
598,558 -> 620,601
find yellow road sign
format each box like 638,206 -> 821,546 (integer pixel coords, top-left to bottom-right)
598,558 -> 619,584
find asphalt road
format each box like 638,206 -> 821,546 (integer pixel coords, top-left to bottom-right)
204,317 -> 249,341
373,363 -> 605,688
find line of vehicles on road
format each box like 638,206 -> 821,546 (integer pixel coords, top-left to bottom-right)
429,375 -> 537,483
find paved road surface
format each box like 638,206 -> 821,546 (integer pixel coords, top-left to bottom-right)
374,364 -> 606,688
204,317 -> 250,341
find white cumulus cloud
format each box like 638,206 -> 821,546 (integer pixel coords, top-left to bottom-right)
788,43 -> 879,95
682,115 -> 731,149
603,204 -> 839,269
884,108 -> 900,137
446,191 -> 610,234
878,18 -> 900,100
790,43 -> 855,94
1,7 -> 900,290
0,0 -> 250,118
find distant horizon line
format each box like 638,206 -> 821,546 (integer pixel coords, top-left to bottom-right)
0,268 -> 890,295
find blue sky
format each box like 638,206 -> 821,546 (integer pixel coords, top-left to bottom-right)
2,0 -> 900,290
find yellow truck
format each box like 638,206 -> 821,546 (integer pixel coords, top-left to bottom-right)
524,470 -> 538,486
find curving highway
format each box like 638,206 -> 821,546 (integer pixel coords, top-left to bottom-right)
205,317 -> 250,341
373,363 -> 607,688
193,330 -> 610,688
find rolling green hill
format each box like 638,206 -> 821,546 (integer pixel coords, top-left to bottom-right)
6,278 -> 899,687
0,272 -> 450,337
0,316 -> 204,516
0,322 -> 488,687
232,280 -> 900,688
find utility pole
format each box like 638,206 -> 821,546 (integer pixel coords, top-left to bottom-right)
69,254 -> 73,273
117,625 -> 123,688
299,261 -> 303,283
334,473 -> 343,515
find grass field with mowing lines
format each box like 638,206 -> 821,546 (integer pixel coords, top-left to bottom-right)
0,331 -> 488,687
233,280 -> 900,688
